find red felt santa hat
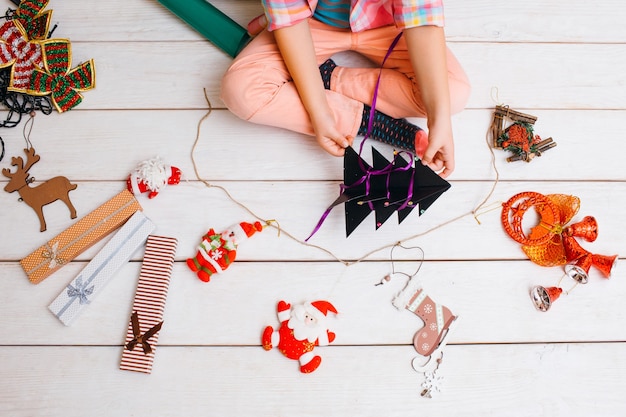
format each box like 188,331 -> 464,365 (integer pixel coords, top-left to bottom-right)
308,300 -> 338,321
239,221 -> 264,237
229,221 -> 264,245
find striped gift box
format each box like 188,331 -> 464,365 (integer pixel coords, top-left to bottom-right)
120,235 -> 178,374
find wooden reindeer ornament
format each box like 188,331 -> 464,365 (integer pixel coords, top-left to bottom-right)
2,147 -> 78,232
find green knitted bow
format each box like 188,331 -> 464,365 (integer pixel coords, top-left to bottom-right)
29,40 -> 95,113
14,0 -> 52,41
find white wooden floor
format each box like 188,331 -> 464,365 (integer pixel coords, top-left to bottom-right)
1,0 -> 626,416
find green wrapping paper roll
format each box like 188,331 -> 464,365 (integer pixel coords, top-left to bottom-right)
157,0 -> 251,57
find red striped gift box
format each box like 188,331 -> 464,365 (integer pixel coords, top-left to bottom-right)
120,235 -> 178,374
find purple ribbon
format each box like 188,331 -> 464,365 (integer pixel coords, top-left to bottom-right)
306,32 -> 418,241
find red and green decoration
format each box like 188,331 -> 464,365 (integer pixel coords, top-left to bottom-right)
0,0 -> 95,119
29,40 -> 95,113
0,15 -> 44,92
496,121 -> 556,163
12,0 -> 52,41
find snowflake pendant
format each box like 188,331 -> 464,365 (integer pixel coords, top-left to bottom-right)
420,370 -> 443,398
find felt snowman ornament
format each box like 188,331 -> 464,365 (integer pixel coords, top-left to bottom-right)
262,300 -> 337,373
187,221 -> 264,282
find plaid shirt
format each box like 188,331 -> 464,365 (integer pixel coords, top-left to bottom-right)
261,0 -> 444,32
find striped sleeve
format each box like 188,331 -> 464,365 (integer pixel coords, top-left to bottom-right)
262,0 -> 313,31
394,0 -> 445,29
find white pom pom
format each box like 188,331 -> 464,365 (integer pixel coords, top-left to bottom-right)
132,157 -> 170,192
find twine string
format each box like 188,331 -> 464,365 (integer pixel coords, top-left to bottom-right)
191,90 -> 502,267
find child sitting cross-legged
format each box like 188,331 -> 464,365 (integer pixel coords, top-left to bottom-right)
220,0 -> 471,178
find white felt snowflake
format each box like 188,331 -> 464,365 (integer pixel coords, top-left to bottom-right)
421,370 -> 444,398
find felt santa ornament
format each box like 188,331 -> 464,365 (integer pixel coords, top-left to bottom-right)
127,157 -> 182,199
262,300 -> 337,373
187,221 -> 264,282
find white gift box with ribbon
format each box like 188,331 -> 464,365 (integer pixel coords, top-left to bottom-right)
49,210 -> 156,326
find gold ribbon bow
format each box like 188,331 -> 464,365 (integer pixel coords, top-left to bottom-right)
41,241 -> 66,268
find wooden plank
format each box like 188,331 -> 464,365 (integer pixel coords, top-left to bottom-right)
1,181 -> 622,262
0,344 -> 625,417
48,0 -> 264,43
1,258 -> 624,346
445,0 -> 626,43
1,109 -> 622,182
44,0 -> 626,44
2,42 -> 618,111
0,1 -> 624,416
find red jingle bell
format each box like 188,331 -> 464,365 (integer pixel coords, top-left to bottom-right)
531,286 -> 563,312
564,254 -> 593,284
563,216 -> 598,242
563,250 -> 618,281
561,235 -> 590,263
591,253 -> 618,278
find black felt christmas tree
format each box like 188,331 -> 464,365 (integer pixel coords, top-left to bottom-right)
307,146 -> 451,239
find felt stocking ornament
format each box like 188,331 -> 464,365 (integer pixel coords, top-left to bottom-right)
393,280 -> 457,357
186,221 -> 264,282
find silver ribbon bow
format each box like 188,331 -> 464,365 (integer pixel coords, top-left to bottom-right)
66,277 -> 95,305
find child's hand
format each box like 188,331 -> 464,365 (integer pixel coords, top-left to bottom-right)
247,15 -> 266,36
311,110 -> 353,156
421,121 -> 455,178
273,20 -> 353,157
316,132 -> 353,156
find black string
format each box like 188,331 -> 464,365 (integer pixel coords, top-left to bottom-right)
0,68 -> 53,128
0,136 -> 5,162
48,23 -> 58,38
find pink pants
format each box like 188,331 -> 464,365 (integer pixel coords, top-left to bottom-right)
220,19 -> 471,139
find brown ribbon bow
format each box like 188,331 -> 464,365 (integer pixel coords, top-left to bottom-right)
125,311 -> 163,355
